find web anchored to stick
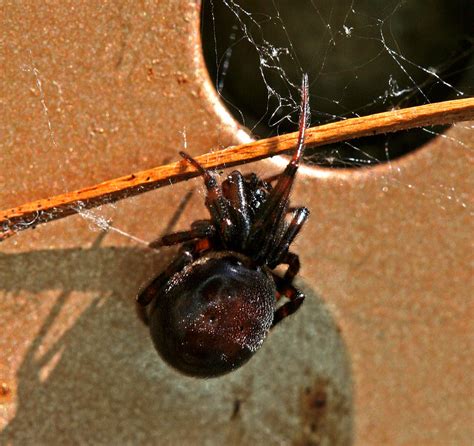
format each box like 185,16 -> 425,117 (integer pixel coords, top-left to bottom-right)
1,98 -> 473,242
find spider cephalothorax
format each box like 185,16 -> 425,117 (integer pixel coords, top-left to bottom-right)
137,75 -> 310,377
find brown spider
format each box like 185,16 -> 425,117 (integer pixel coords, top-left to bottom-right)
137,75 -> 310,377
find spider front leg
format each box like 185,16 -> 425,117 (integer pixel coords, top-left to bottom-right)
268,206 -> 309,268
271,252 -> 305,328
148,220 -> 215,249
248,75 -> 310,259
222,171 -> 251,247
179,151 -> 235,246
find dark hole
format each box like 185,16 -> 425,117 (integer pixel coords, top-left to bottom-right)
201,0 -> 473,168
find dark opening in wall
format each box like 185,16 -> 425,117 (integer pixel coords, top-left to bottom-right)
201,0 -> 473,167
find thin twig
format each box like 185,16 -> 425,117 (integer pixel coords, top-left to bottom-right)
1,98 -> 473,241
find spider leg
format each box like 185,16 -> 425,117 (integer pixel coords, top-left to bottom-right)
272,293 -> 305,327
271,251 -> 305,327
271,273 -> 300,301
248,75 -> 310,259
285,252 -> 302,282
273,251 -> 302,290
222,171 -> 251,246
137,246 -> 194,307
137,239 -> 210,307
148,220 -> 215,249
268,207 -> 309,268
179,151 -> 235,247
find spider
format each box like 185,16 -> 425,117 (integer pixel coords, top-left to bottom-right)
137,75 -> 310,378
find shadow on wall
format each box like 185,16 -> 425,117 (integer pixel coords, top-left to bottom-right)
0,238 -> 354,444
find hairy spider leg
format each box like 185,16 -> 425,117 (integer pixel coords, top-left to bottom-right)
281,251 -> 301,282
270,251 -> 305,327
221,171 -> 251,247
248,74 -> 310,260
137,239 -> 210,307
148,220 -> 215,249
268,207 -> 310,268
179,151 -> 235,246
272,294 -> 305,327
270,273 -> 301,300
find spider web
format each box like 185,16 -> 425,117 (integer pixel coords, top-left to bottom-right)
202,0 -> 472,165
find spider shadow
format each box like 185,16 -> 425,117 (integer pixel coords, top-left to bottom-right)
0,240 -> 181,444
0,192 -> 197,444
0,240 -> 354,444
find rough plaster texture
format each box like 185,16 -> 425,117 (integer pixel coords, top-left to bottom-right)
1,1 -> 472,445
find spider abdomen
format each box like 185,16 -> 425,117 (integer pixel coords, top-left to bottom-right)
148,253 -> 276,377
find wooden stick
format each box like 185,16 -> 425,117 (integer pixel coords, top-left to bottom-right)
1,98 -> 473,241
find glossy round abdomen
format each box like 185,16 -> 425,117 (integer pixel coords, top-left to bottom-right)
148,253 -> 276,377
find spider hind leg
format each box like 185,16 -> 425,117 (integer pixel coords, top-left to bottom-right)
271,252 -> 305,328
137,236 -> 213,308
